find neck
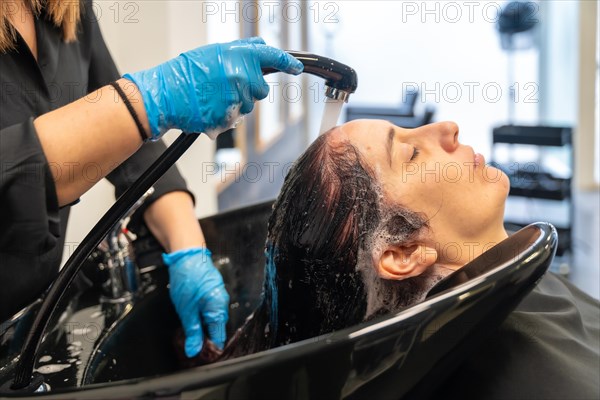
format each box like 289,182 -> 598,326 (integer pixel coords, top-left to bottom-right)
436,225 -> 509,271
7,0 -> 38,60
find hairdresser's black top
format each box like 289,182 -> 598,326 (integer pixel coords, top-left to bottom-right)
0,1 -> 189,321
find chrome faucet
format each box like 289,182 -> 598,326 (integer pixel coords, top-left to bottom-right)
96,188 -> 155,303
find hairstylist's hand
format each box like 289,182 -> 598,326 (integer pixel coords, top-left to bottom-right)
124,37 -> 303,140
162,247 -> 229,357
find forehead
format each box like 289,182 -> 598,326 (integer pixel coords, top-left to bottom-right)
331,119 -> 394,143
329,119 -> 396,164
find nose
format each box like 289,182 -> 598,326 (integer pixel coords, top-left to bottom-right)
428,121 -> 459,152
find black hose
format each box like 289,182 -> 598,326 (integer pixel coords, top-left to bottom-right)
11,133 -> 200,390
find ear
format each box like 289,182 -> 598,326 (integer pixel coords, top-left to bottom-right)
377,243 -> 438,281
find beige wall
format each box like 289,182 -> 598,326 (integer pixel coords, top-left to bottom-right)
64,1 -> 216,263
576,0 -> 599,189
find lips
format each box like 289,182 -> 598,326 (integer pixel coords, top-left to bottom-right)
465,146 -> 484,167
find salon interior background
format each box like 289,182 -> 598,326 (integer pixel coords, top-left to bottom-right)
65,1 -> 599,297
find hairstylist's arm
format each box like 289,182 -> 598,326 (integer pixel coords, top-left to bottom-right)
34,78 -> 147,206
34,37 -> 303,207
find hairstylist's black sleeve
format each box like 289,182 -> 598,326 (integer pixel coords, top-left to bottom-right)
0,119 -> 59,253
82,0 -> 194,231
0,119 -> 62,320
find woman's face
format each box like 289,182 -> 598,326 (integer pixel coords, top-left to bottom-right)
331,119 -> 510,262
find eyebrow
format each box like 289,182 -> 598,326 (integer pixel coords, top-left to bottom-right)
386,127 -> 395,167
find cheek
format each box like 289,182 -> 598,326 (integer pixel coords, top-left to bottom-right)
398,178 -> 445,219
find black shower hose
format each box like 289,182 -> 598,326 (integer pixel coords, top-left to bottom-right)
11,133 -> 200,390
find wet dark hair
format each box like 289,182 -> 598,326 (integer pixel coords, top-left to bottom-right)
221,130 -> 436,359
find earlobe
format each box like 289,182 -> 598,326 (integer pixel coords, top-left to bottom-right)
377,244 -> 437,280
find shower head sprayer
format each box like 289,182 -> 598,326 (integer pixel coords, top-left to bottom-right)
262,51 -> 358,103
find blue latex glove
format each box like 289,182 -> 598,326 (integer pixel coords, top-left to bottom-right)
124,37 -> 303,140
162,247 -> 229,357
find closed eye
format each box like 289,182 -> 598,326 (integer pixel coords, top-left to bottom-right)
410,147 -> 420,161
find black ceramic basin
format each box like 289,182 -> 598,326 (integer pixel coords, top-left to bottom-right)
0,201 -> 557,399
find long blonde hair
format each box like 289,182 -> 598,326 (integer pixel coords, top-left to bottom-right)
0,0 -> 80,53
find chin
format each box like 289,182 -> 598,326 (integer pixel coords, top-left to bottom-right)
500,170 -> 510,197
484,166 -> 510,196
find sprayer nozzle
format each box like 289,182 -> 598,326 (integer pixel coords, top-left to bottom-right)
261,51 -> 358,134
325,86 -> 351,103
262,51 -> 358,101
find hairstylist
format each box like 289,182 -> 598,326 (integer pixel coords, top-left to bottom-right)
0,0 -> 303,358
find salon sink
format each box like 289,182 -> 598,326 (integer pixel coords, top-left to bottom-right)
86,201 -> 280,384
0,201 -> 557,399
82,270 -> 179,384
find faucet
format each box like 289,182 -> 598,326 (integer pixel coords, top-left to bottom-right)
96,188 -> 155,302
